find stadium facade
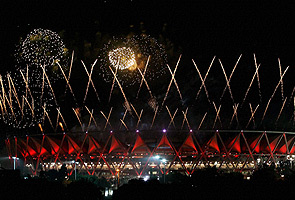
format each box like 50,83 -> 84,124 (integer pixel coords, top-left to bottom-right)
5,129 -> 295,179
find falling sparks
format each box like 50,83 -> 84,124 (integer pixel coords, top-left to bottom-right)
260,66 -> 289,126
0,50 -> 294,133
73,107 -> 83,131
193,59 -> 211,103
278,58 -> 284,101
198,112 -> 207,130
166,106 -> 178,129
242,63 -> 261,107
246,104 -> 259,129
136,56 -> 150,98
220,55 -> 241,101
275,97 -> 287,125
162,55 -> 182,107
253,54 -> 262,103
212,102 -> 222,129
229,104 -> 239,128
194,56 -> 215,101
219,59 -> 235,104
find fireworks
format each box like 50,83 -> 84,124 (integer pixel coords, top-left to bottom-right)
16,28 -> 69,77
0,67 -> 56,129
98,34 -> 167,86
0,29 -> 70,129
108,47 -> 137,70
1,33 -> 295,133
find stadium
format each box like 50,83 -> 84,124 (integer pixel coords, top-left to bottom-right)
1,30 -> 295,182
5,129 -> 295,180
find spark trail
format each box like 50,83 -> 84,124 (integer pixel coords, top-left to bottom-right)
109,66 -> 130,110
166,106 -> 178,129
41,66 -> 58,106
278,58 -> 284,101
212,102 -> 222,129
73,108 -> 83,131
83,60 -> 98,104
254,54 -> 262,102
137,67 -> 153,99
192,59 -> 211,103
246,104 -> 259,129
57,108 -> 67,131
57,62 -> 77,103
229,103 -> 239,128
85,106 -> 99,131
162,55 -> 182,107
220,54 -> 242,101
275,97 -> 287,125
166,64 -> 182,101
150,105 -> 158,129
242,63 -> 261,107
260,66 -> 289,126
136,56 -> 150,98
182,110 -> 191,130
108,64 -> 118,103
119,109 -> 128,130
81,60 -> 100,103
198,112 -> 207,130
194,56 -> 215,101
219,59 -> 235,103
181,107 -> 189,130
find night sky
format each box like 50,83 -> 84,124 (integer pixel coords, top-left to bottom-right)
0,0 -> 295,144
1,0 -> 295,67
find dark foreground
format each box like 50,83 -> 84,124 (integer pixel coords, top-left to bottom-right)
0,169 -> 103,200
1,165 -> 295,200
114,166 -> 295,200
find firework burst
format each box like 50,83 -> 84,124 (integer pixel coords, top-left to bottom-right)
15,28 -> 69,78
0,29 -> 70,129
98,34 -> 167,86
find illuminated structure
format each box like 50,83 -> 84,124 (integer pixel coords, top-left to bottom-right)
6,129 -> 295,178
2,38 -> 295,180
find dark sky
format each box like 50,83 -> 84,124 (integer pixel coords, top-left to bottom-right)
1,0 -> 295,70
0,0 -> 295,138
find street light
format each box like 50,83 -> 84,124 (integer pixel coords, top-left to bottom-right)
116,169 -> 120,188
162,159 -> 167,184
72,161 -> 79,180
154,156 -> 167,184
12,157 -> 19,170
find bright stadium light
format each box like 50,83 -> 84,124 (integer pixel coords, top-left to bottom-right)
12,157 -> 19,170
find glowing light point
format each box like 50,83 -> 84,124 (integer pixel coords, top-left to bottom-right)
108,47 -> 137,70
110,130 -> 113,134
136,129 -> 139,133
189,129 -> 193,133
162,129 -> 167,133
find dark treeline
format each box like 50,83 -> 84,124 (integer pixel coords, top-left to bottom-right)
114,165 -> 295,200
0,168 -> 104,200
2,164 -> 295,200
